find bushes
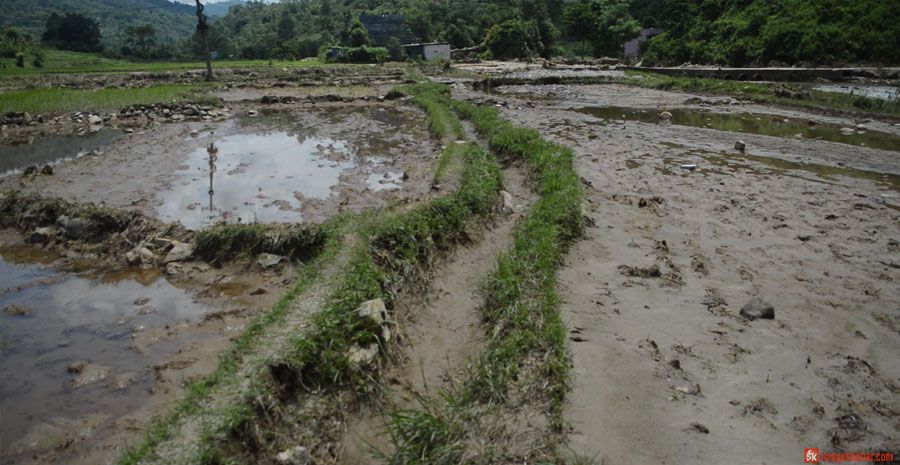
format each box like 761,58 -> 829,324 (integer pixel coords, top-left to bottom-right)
483,19 -> 541,60
321,45 -> 389,63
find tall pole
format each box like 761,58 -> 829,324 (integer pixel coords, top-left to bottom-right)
195,0 -> 213,81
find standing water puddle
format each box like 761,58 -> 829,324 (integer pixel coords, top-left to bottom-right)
0,246 -> 211,449
157,132 -> 357,229
813,84 -> 899,101
0,129 -> 122,176
575,106 -> 900,152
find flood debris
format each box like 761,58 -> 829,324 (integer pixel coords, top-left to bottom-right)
618,263 -> 662,278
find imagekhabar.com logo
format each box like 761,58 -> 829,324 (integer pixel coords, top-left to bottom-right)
804,448 -> 895,463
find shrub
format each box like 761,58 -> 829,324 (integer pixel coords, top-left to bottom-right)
15,52 -> 24,68
322,45 -> 389,63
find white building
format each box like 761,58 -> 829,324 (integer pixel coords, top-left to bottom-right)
402,42 -> 451,61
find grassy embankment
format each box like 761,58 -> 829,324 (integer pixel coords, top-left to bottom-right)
386,90 -> 584,463
0,48 -> 337,76
118,82 -> 503,465
0,84 -> 220,114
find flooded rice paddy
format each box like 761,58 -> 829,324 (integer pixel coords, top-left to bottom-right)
0,246 -> 211,447
0,129 -> 121,176
575,106 -> 900,152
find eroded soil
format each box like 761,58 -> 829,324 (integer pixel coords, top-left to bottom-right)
458,82 -> 900,463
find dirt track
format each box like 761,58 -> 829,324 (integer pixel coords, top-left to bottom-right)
459,83 -> 900,463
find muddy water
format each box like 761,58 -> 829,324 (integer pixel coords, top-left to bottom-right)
575,106 -> 900,152
157,131 -> 356,228
0,129 -> 121,176
156,108 -> 418,229
0,246 -> 211,449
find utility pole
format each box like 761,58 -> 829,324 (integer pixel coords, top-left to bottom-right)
195,0 -> 214,81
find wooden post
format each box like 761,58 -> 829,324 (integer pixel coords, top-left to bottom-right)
195,0 -> 213,81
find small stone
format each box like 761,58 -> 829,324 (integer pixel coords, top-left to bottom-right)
165,262 -> 184,276
64,218 -> 88,239
88,115 -> 103,125
190,130 -> 199,137
248,109 -> 259,116
740,297 -> 775,320
110,372 -> 137,390
659,111 -> 673,120
690,422 -> 710,434
347,343 -> 380,366
675,383 -> 702,395
137,305 -> 156,315
68,362 -> 110,389
3,304 -> 31,316
257,253 -> 285,269
134,297 -> 150,305
249,288 -> 267,295
29,226 -> 56,244
126,248 -> 143,266
356,298 -> 390,342
22,165 -> 38,176
840,127 -> 855,136
275,445 -> 310,465
164,241 -> 194,263
40,164 -> 54,175
734,140 -> 746,152
500,190 -> 515,214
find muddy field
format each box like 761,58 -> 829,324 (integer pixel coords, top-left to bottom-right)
1,62 -> 898,465
463,82 -> 900,463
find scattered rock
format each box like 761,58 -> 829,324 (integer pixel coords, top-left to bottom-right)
347,343 -> 380,366
40,164 -> 54,175
357,298 -> 391,342
248,109 -> 259,116
675,383 -> 702,395
3,304 -> 31,316
734,140 -> 746,152
110,372 -> 137,390
134,297 -> 151,305
690,422 -> 710,434
740,297 -> 775,320
840,127 -> 855,136
165,262 -> 184,276
275,446 -> 310,465
190,129 -> 199,137
126,248 -> 142,266
63,217 -> 88,239
22,165 -> 38,177
659,111 -> 673,120
68,362 -> 111,389
137,305 -> 156,315
88,115 -> 103,125
500,190 -> 515,214
29,226 -> 56,244
257,253 -> 285,269
618,264 -> 661,278
164,241 -> 194,263
249,288 -> 267,295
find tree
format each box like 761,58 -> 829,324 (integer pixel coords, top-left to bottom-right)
42,12 -> 102,52
125,24 -> 156,58
563,0 -> 640,57
346,18 -> 370,47
403,1 -> 432,43
484,19 -> 540,59
563,2 -> 598,57
591,0 -> 641,57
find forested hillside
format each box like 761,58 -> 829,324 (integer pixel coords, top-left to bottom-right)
0,0 -> 196,42
636,0 -> 900,66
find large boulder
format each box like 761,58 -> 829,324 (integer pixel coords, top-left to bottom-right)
164,241 -> 194,263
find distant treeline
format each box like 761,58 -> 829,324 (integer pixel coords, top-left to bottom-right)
633,0 -> 900,66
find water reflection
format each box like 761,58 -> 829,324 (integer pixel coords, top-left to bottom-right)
576,106 -> 900,152
0,129 -> 121,176
0,249 -> 210,447
157,131 -> 357,229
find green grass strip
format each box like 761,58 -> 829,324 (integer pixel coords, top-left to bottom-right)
0,84 -> 220,114
117,218 -> 347,465
387,93 -> 584,465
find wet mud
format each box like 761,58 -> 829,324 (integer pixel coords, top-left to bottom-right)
455,82 -> 900,464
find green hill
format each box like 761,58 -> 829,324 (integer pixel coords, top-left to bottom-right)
0,0 -> 196,43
